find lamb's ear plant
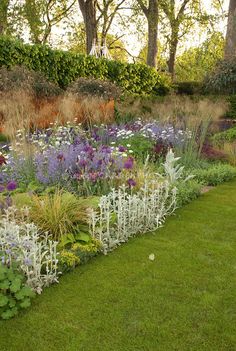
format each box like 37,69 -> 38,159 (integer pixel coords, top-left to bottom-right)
0,207 -> 59,293
157,149 -> 194,183
88,180 -> 177,254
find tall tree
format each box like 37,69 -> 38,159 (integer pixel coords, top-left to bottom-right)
225,0 -> 236,58
78,0 -> 97,53
0,0 -> 10,35
136,0 -> 159,68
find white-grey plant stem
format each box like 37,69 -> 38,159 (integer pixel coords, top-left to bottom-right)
88,180 -> 177,254
0,207 -> 59,294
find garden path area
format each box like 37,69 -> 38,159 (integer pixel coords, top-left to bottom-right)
1,181 -> 236,351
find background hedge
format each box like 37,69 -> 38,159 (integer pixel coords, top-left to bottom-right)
0,36 -> 170,96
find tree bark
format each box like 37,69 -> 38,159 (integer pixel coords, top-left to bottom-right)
225,0 -> 236,58
147,3 -> 158,67
167,33 -> 178,80
137,0 -> 159,68
0,0 -> 10,35
78,0 -> 97,54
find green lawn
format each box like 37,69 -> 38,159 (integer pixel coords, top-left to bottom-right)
1,181 -> 236,351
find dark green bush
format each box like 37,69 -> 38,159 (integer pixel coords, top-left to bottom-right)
0,36 -> 170,95
0,264 -> 35,320
67,77 -> 120,100
212,126 -> 236,145
176,180 -> 202,207
193,164 -> 236,186
225,95 -> 236,119
204,59 -> 236,94
0,65 -> 62,98
175,81 -> 203,95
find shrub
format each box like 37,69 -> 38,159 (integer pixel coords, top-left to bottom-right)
176,180 -> 202,207
0,36 -> 170,95
0,264 -> 35,320
225,95 -> 236,119
193,164 -> 236,186
0,66 -> 62,99
29,191 -> 83,241
204,58 -> 236,94
212,126 -> 236,145
175,81 -> 203,95
67,77 -> 120,100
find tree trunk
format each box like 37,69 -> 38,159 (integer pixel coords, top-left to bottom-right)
78,0 -> 97,54
0,0 -> 10,35
225,0 -> 236,58
146,0 -> 158,68
167,36 -> 178,80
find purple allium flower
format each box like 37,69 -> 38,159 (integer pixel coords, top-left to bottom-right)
6,181 -> 17,191
118,145 -> 127,152
0,185 -> 5,192
78,159 -> 87,168
124,157 -> 134,170
127,178 -> 136,187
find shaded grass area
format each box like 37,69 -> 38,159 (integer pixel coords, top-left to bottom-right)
1,182 -> 236,351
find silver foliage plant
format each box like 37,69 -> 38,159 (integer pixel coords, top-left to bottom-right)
0,208 -> 59,294
88,181 -> 177,254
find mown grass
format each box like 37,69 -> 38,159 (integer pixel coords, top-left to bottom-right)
1,181 -> 236,351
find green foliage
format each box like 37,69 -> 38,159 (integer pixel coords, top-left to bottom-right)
29,191 -> 84,241
175,81 -> 203,95
175,32 -> 224,83
193,164 -> 236,186
118,134 -> 155,161
58,238 -> 101,272
0,36 -> 170,95
0,264 -> 35,320
176,180 -> 202,207
0,65 -> 62,98
205,58 -> 236,94
212,126 -> 236,145
225,95 -> 236,120
68,77 -> 120,100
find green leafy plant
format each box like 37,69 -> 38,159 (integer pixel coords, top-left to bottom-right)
0,264 -> 35,320
176,180 -> 202,207
212,126 -> 236,145
193,164 -> 236,186
0,36 -> 170,95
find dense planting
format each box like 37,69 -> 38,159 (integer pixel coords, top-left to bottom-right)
0,37 -> 170,95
